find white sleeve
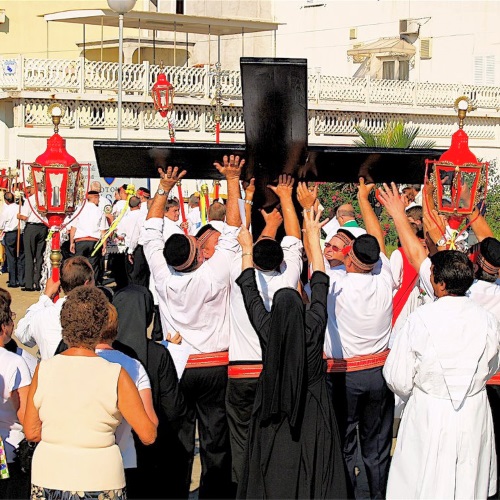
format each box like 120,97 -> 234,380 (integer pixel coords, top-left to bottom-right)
390,249 -> 404,290
279,236 -> 304,287
136,363 -> 151,391
15,295 -> 54,346
99,212 -> 109,231
143,217 -> 171,283
8,355 -> 32,392
419,257 -> 435,300
208,224 -> 240,284
383,317 -> 416,400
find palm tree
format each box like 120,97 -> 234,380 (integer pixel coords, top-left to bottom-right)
354,120 -> 436,149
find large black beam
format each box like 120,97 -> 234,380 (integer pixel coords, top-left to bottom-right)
94,140 -> 442,185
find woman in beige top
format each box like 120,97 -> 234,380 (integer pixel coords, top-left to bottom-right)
23,286 -> 157,500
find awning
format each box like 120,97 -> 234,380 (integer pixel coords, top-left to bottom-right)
41,9 -> 280,36
347,37 -> 416,58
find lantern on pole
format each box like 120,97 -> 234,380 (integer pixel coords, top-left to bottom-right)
26,103 -> 88,298
424,96 -> 488,248
151,62 -> 176,142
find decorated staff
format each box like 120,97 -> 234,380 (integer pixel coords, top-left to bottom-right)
92,184 -> 135,256
176,180 -> 188,235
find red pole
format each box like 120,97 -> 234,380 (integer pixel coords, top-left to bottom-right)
215,122 -> 220,144
47,214 -> 64,302
177,182 -> 188,235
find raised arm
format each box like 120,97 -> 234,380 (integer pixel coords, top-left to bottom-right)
378,182 -> 427,271
267,175 -> 301,239
302,206 -> 328,273
358,177 -> 386,255
243,178 -> 255,230
258,208 -> 283,240
297,182 -> 318,261
214,155 -> 245,227
117,368 -> 157,445
147,166 -> 187,220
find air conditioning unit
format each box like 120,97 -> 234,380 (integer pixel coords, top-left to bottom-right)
420,38 -> 432,59
399,18 -> 419,34
0,10 -> 5,24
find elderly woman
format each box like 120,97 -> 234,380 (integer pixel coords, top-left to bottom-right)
96,302 -> 158,498
23,286 -> 157,500
0,291 -> 31,500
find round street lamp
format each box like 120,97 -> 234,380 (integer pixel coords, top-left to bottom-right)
107,0 -> 137,140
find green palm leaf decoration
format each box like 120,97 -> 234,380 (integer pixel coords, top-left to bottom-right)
354,120 -> 435,149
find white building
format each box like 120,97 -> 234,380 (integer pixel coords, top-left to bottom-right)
0,0 -> 499,196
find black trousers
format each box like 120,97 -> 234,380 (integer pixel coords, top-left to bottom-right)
126,245 -> 150,288
4,230 -> 24,286
225,376 -> 259,485
74,240 -> 100,281
179,365 -> 234,499
329,366 -> 394,499
0,462 -> 31,499
23,223 -> 48,288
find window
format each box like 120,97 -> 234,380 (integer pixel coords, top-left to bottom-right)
176,0 -> 184,14
382,61 -> 395,80
399,60 -> 409,80
474,55 -> 495,86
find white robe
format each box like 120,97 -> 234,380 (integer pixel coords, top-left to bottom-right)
384,296 -> 500,499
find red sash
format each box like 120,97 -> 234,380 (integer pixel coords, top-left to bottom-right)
185,351 -> 229,369
228,364 -> 263,379
392,248 -> 419,327
487,373 -> 500,385
325,349 -> 390,373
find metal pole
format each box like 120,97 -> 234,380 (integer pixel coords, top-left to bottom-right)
117,13 -> 124,140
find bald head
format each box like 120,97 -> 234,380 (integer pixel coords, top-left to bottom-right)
336,204 -> 355,224
90,181 -> 102,193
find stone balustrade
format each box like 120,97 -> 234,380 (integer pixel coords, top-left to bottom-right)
1,57 -> 499,143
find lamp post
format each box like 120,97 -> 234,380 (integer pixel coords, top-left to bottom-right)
107,0 -> 137,141
26,103 -> 88,300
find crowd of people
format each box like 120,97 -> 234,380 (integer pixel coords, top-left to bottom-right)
1,153 -> 500,500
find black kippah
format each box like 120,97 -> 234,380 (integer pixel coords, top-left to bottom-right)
480,237 -> 500,267
353,234 -> 379,265
164,234 -> 192,268
253,239 -> 284,272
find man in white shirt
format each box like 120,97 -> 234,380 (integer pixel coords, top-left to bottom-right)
69,190 -> 108,283
208,200 -> 226,233
137,187 -> 151,214
117,196 -> 147,287
327,179 -> 394,499
0,192 -> 25,288
16,256 -> 94,360
162,198 -> 184,242
18,186 -> 48,291
143,156 -> 243,498
226,175 -> 303,486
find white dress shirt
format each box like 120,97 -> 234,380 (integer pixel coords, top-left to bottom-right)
15,295 -> 66,360
162,216 -> 184,242
187,207 -> 202,235
71,202 -> 108,239
0,202 -> 22,232
229,236 -> 304,362
112,199 -> 128,219
21,195 -> 48,224
143,218 -> 239,353
325,253 -> 394,358
117,209 -> 145,254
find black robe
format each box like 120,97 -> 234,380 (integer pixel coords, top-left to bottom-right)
236,269 -> 348,499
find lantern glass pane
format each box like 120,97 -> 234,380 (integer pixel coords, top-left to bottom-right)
66,170 -> 77,209
436,166 -> 455,212
33,170 -> 46,208
458,171 -> 478,211
49,172 -> 64,208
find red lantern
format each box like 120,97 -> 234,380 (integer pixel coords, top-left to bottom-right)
425,96 -> 488,232
27,103 -> 88,299
151,68 -> 175,118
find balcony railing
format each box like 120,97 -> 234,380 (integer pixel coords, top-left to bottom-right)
1,56 -> 500,110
